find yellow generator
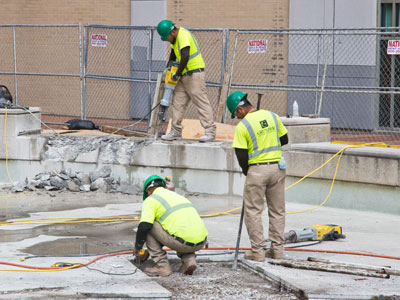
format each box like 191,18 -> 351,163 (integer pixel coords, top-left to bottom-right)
284,224 -> 345,243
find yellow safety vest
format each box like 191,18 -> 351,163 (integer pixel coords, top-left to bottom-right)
171,27 -> 205,74
232,110 -> 287,164
140,187 -> 208,243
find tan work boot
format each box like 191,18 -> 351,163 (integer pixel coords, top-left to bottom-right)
265,248 -> 284,259
143,265 -> 172,277
244,250 -> 265,262
178,261 -> 197,275
161,130 -> 182,141
199,133 -> 215,143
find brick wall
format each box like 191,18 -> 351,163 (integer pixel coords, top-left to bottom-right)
167,0 -> 290,118
167,0 -> 288,29
0,0 -> 130,25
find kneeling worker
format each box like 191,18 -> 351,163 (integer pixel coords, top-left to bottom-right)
133,175 -> 208,276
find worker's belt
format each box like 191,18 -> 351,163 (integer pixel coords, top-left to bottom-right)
183,68 -> 204,76
249,161 -> 279,166
174,236 -> 206,246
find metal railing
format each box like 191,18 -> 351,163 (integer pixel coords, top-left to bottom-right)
1,24 -> 399,145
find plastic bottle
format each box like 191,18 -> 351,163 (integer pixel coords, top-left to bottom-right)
165,176 -> 175,191
292,100 -> 299,117
278,155 -> 286,170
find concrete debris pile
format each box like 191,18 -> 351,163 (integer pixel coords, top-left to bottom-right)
11,166 -> 139,195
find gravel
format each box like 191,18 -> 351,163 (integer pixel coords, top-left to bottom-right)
154,262 -> 297,300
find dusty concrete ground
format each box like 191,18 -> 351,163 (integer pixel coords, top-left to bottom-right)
1,186 -> 400,299
0,187 -> 298,299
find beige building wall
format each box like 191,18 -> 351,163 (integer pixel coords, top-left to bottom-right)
167,0 -> 288,29
0,0 -> 130,25
167,0 -> 290,120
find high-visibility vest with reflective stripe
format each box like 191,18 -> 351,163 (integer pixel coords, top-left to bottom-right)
234,110 -> 286,164
140,187 -> 208,243
171,27 -> 205,74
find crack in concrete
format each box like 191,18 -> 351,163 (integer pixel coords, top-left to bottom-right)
41,136 -> 154,164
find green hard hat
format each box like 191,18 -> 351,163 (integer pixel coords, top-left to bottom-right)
157,20 -> 174,41
226,91 -> 248,119
143,175 -> 166,200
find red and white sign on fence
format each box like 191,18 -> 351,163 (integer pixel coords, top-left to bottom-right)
248,39 -> 268,54
387,40 -> 400,55
91,34 -> 107,47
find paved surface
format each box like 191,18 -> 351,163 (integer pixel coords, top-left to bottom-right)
0,190 -> 399,299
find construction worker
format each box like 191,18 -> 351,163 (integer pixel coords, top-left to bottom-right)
227,91 -> 289,261
156,20 -> 216,142
133,175 -> 208,276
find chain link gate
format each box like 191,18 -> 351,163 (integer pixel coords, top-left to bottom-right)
83,25 -> 227,132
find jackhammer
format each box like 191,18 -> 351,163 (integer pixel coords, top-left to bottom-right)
284,224 -> 346,243
158,61 -> 179,122
133,249 -> 150,266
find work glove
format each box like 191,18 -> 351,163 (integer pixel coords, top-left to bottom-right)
163,68 -> 168,75
172,72 -> 179,81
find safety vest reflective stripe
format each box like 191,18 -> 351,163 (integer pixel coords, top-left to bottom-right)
177,28 -> 201,71
151,194 -> 171,210
150,194 -> 194,223
159,203 -> 194,223
242,112 -> 281,159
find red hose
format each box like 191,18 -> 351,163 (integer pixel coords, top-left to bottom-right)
205,247 -> 400,260
1,248 -> 399,271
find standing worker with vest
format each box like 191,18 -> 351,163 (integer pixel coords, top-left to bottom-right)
156,20 -> 217,142
133,175 -> 208,276
227,91 -> 289,261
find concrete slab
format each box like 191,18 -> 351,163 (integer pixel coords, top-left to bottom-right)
0,253 -> 171,300
0,107 -> 41,137
292,142 -> 400,159
281,117 -> 331,126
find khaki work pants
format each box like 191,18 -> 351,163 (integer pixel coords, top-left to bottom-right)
145,222 -> 205,268
243,164 -> 286,255
171,71 -> 216,136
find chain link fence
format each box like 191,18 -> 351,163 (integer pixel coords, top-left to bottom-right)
1,24 -> 399,145
228,28 -> 400,145
0,24 -> 83,125
83,25 -> 226,131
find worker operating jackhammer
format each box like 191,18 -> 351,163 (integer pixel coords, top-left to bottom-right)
227,91 -> 289,262
133,175 -> 208,277
156,19 -> 216,142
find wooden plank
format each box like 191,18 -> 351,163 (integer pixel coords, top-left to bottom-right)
165,118 -> 235,141
269,259 -> 390,279
216,72 -> 231,123
149,73 -> 164,136
100,125 -> 151,138
307,257 -> 400,276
